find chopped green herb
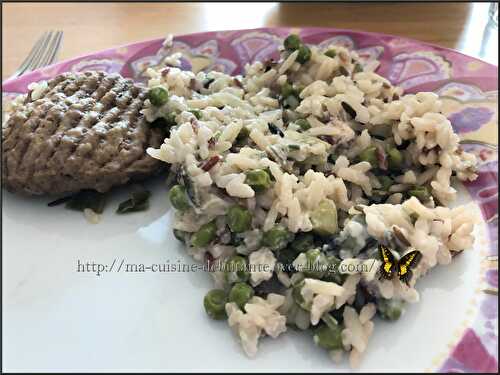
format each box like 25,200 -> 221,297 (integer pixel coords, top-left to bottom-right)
378,175 -> 394,191
268,123 -> 284,137
303,248 -> 329,278
236,126 -> 250,141
148,117 -> 168,129
165,112 -> 177,126
292,280 -> 311,310
295,119 -> 311,131
189,109 -> 202,120
387,147 -> 403,170
281,82 -> 294,98
409,213 -> 419,224
290,233 -> 315,253
203,77 -> 215,89
341,101 -> 357,119
328,153 -> 338,164
148,113 -> 176,129
173,229 -> 188,243
324,49 -> 337,58
408,186 -> 430,202
338,66 -> 350,76
358,146 -> 377,167
48,195 -> 74,207
65,190 -> 107,214
116,188 -> 151,214
284,94 -> 300,110
353,63 -> 363,74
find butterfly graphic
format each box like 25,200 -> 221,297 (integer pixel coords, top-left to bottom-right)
378,245 -> 422,286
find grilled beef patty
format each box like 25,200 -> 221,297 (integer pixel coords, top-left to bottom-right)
2,71 -> 166,195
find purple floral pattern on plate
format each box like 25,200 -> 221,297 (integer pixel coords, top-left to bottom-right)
449,107 -> 495,132
2,27 -> 497,373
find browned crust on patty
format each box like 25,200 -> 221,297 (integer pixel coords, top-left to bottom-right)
2,71 -> 166,195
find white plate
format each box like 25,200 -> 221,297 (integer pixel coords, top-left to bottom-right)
2,178 -> 487,372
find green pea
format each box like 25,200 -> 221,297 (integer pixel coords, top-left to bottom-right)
387,147 -> 403,170
169,185 -> 191,211
148,86 -> 169,107
313,323 -> 343,350
376,298 -> 405,321
358,146 -> 377,167
227,205 -> 252,233
189,109 -> 202,120
378,175 -> 394,191
324,49 -> 337,58
296,45 -> 311,64
408,186 -> 430,202
262,225 -> 292,251
310,200 -> 338,236
203,289 -> 228,320
281,82 -> 294,98
295,119 -> 311,131
173,229 -> 188,243
245,169 -> 272,191
284,34 -> 302,51
228,282 -> 254,309
303,248 -> 328,278
191,221 -> 217,247
224,255 -> 250,284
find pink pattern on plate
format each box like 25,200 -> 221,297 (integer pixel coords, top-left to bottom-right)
230,31 -> 283,65
388,51 -> 452,89
440,329 -> 498,372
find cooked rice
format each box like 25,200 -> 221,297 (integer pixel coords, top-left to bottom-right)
144,34 -> 479,367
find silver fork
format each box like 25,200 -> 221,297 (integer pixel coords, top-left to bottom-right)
12,30 -> 64,78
